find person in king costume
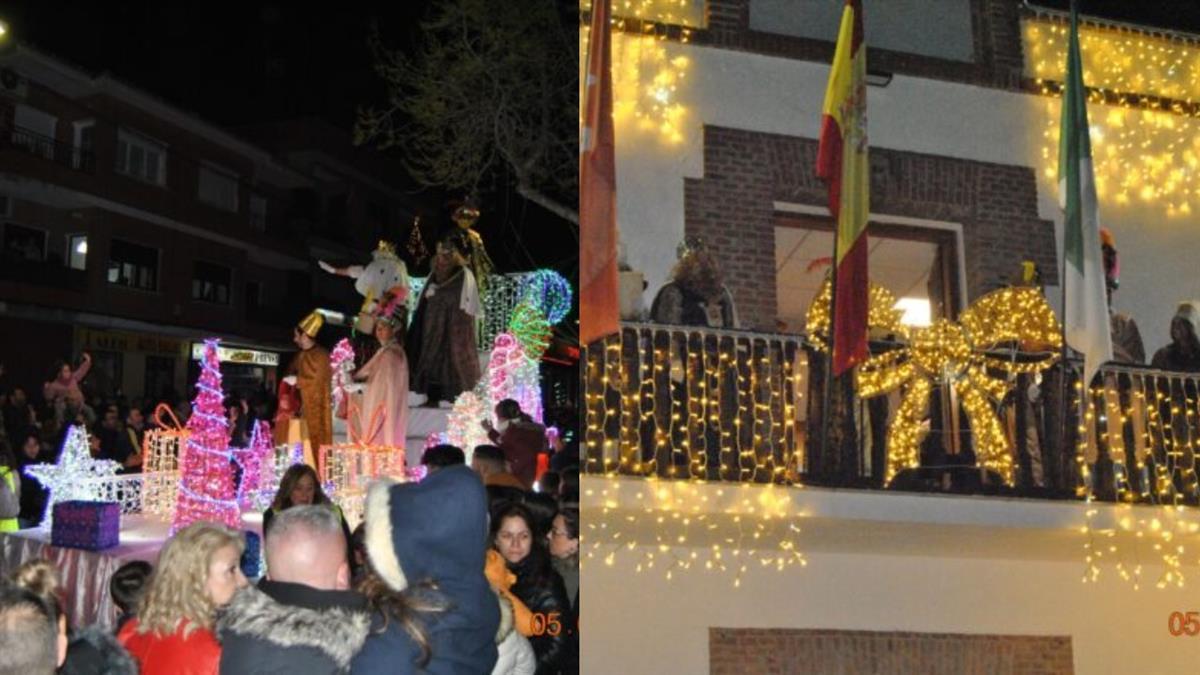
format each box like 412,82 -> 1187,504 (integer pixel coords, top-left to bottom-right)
274,310 -> 332,468
353,297 -> 410,447
407,230 -> 482,407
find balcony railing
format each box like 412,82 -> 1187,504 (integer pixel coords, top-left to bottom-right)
3,125 -> 95,173
0,256 -> 88,292
583,322 -> 1200,504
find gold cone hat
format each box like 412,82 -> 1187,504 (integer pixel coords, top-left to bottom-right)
297,310 -> 325,338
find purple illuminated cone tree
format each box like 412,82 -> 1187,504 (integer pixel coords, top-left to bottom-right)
172,339 -> 241,533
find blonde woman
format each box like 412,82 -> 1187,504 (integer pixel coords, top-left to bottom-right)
118,522 -> 247,675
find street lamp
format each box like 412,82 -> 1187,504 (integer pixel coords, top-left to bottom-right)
0,20 -> 7,39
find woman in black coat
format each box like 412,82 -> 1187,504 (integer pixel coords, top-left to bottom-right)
491,502 -> 576,675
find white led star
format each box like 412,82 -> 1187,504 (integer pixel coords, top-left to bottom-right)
25,425 -> 121,529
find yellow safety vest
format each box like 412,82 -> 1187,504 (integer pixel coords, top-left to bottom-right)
0,467 -> 19,532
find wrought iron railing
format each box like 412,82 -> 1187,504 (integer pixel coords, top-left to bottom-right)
4,125 -> 95,172
584,322 -> 1200,504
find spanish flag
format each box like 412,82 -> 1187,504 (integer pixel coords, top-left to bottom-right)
816,0 -> 869,376
580,0 -> 619,345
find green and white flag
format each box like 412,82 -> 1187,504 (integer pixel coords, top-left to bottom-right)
1059,4 -> 1112,387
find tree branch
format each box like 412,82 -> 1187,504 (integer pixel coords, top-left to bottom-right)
516,183 -> 579,226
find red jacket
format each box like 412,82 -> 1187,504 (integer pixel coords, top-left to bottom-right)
118,617 -> 220,675
489,420 -> 547,489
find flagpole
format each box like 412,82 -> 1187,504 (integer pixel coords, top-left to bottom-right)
819,227 -> 840,483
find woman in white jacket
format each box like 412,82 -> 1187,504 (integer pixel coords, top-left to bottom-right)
493,593 -> 536,675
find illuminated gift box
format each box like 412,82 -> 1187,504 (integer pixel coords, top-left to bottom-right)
141,404 -> 188,518
319,404 -> 406,528
51,500 -> 120,550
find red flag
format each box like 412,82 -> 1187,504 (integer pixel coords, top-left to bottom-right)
816,0 -> 869,376
580,0 -> 619,346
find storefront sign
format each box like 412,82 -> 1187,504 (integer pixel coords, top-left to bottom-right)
189,343 -> 279,367
79,329 -> 184,356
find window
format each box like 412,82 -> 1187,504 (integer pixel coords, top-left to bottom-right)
72,120 -> 94,171
13,104 -> 57,160
67,234 -> 87,270
249,195 -> 267,230
245,280 -> 262,313
192,260 -> 232,305
3,223 -> 46,261
107,238 -> 159,291
116,129 -> 167,185
198,162 -> 239,212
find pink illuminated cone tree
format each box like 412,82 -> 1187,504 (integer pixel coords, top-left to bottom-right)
172,338 -> 241,533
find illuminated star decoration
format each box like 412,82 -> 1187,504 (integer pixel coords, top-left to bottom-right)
25,425 -> 121,529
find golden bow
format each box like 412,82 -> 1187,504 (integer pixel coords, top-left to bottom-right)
806,280 -> 1062,485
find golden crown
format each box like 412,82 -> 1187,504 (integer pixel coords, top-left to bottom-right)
297,310 -> 325,338
376,240 -> 398,257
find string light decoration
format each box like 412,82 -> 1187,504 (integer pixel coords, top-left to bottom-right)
406,216 -> 429,265
231,421 -> 274,509
1074,366 -> 1200,589
509,302 -> 553,361
330,338 -> 356,420
808,282 -> 1061,485
517,269 -> 573,325
580,1 -> 696,145
25,425 -> 121,530
583,475 -> 806,589
408,271 -> 560,352
140,404 -> 189,518
583,325 -> 804,482
319,404 -> 406,506
1023,15 -> 1200,217
444,390 -> 491,459
172,339 -> 242,533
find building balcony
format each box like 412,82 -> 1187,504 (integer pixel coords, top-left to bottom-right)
584,322 -> 1200,507
1,125 -> 95,173
0,254 -> 87,292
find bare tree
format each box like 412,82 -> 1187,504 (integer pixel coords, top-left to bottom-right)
356,0 -> 578,225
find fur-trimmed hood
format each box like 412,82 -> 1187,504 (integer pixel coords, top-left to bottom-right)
495,590 -> 514,644
218,583 -> 370,670
60,625 -> 138,675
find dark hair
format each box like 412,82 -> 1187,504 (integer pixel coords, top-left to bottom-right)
495,399 -> 521,421
421,444 -> 465,469
522,492 -> 558,541
0,583 -> 60,675
47,360 -> 69,383
472,444 -> 506,467
0,439 -> 16,473
559,469 -> 580,502
538,471 -> 561,496
439,230 -> 472,257
358,571 -> 448,668
557,505 -> 580,541
489,503 -> 555,585
109,560 -> 153,614
272,464 -> 331,511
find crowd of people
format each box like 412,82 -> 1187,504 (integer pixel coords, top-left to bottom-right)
0,427 -> 580,674
0,340 -> 581,674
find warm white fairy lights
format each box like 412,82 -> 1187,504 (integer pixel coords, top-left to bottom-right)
583,475 -> 806,589
580,1 -> 695,145
1024,16 -> 1200,217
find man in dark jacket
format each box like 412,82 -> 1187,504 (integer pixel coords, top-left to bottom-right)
354,464 -> 500,674
483,400 -> 547,489
217,505 -> 370,674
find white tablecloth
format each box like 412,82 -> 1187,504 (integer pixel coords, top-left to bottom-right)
1,512 -> 262,630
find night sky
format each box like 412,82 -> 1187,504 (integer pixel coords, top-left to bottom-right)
1028,1 -> 1200,33
0,1 -> 580,292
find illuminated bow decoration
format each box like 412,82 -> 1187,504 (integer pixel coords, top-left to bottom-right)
807,280 -> 1062,485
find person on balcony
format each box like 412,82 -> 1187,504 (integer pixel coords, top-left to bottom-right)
1101,228 -> 1144,365
1150,302 -> 1200,373
649,237 -> 738,329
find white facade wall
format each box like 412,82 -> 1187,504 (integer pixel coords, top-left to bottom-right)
616,41 -> 1200,354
